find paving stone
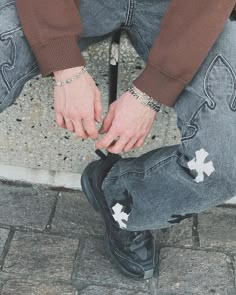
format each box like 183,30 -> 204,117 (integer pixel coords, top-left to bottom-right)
79,285 -> 149,295
52,191 -> 104,236
150,292 -> 188,295
73,238 -> 150,292
3,232 -> 79,281
198,207 -> 236,254
78,285 -> 190,295
1,280 -> 74,295
234,258 -> 236,287
155,218 -> 193,248
0,228 -> 9,257
0,182 -> 57,230
157,247 -> 235,295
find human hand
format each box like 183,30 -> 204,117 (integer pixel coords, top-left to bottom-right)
96,89 -> 157,154
53,66 -> 102,140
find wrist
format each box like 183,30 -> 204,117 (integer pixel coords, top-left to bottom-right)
128,84 -> 162,112
132,85 -> 146,96
53,66 -> 88,87
53,66 -> 85,80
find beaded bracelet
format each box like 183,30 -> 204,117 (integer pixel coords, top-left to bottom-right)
127,85 -> 162,112
53,66 -> 88,86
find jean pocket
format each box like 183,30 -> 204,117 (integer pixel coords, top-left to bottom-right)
0,1 -> 39,107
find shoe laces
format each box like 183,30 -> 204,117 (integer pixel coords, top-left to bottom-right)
114,229 -> 151,252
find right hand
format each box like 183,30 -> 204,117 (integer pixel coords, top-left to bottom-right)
53,66 -> 102,140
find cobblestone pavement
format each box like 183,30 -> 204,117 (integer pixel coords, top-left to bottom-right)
0,181 -> 235,295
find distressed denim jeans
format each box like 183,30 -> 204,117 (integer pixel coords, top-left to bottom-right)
1,0 -> 236,231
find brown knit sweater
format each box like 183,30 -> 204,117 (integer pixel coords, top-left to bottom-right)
16,0 -> 236,107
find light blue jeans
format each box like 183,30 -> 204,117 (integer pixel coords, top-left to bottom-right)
1,0 -> 236,231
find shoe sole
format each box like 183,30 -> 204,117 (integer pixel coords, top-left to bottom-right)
105,231 -> 155,280
81,161 -> 155,280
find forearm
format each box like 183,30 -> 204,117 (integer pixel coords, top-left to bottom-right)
16,0 -> 86,77
133,0 -> 236,107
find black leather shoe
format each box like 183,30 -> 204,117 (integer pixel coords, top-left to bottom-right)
81,150 -> 157,279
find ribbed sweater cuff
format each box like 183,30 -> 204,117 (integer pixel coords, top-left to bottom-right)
132,63 -> 187,107
32,36 -> 86,77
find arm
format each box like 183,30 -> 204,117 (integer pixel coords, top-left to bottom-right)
133,0 -> 236,107
16,0 -> 102,141
96,0 -> 236,153
16,0 -> 86,77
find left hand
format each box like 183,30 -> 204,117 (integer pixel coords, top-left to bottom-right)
96,90 -> 157,154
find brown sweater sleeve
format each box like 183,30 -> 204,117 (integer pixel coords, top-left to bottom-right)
133,0 -> 236,107
15,0 -> 86,77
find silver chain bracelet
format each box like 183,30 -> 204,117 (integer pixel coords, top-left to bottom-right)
53,66 -> 88,86
127,85 -> 161,112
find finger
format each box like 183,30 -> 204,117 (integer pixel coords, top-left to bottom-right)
99,106 -> 115,134
123,137 -> 139,153
134,135 -> 146,149
83,117 -> 98,140
74,120 -> 89,139
107,136 -> 129,154
96,128 -> 117,150
56,113 -> 66,129
94,89 -> 102,123
64,118 -> 75,132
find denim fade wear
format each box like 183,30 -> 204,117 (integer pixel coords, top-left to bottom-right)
1,0 -> 236,230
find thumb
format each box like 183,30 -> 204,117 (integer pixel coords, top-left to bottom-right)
99,106 -> 115,134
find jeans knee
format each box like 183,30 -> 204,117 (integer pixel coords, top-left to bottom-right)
179,138 -> 236,201
1,0 -> 40,113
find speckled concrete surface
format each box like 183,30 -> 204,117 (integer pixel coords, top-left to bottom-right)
0,31 -> 180,174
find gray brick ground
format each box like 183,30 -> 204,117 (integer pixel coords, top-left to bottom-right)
234,258 -> 236,287
79,285 -> 149,295
0,228 -> 9,257
52,191 -> 104,236
157,248 -> 235,295
78,286 -> 190,295
1,280 -> 74,295
0,182 -> 57,230
72,237 -> 150,292
3,232 -> 79,281
155,218 -> 193,248
0,183 -> 236,294
198,207 -> 236,254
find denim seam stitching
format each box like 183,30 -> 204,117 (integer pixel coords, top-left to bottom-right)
180,99 -> 207,142
123,0 -> 130,26
203,53 -> 236,110
1,66 -> 39,107
123,0 -> 135,28
105,154 -> 180,180
145,154 -> 180,175
1,28 -> 21,91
